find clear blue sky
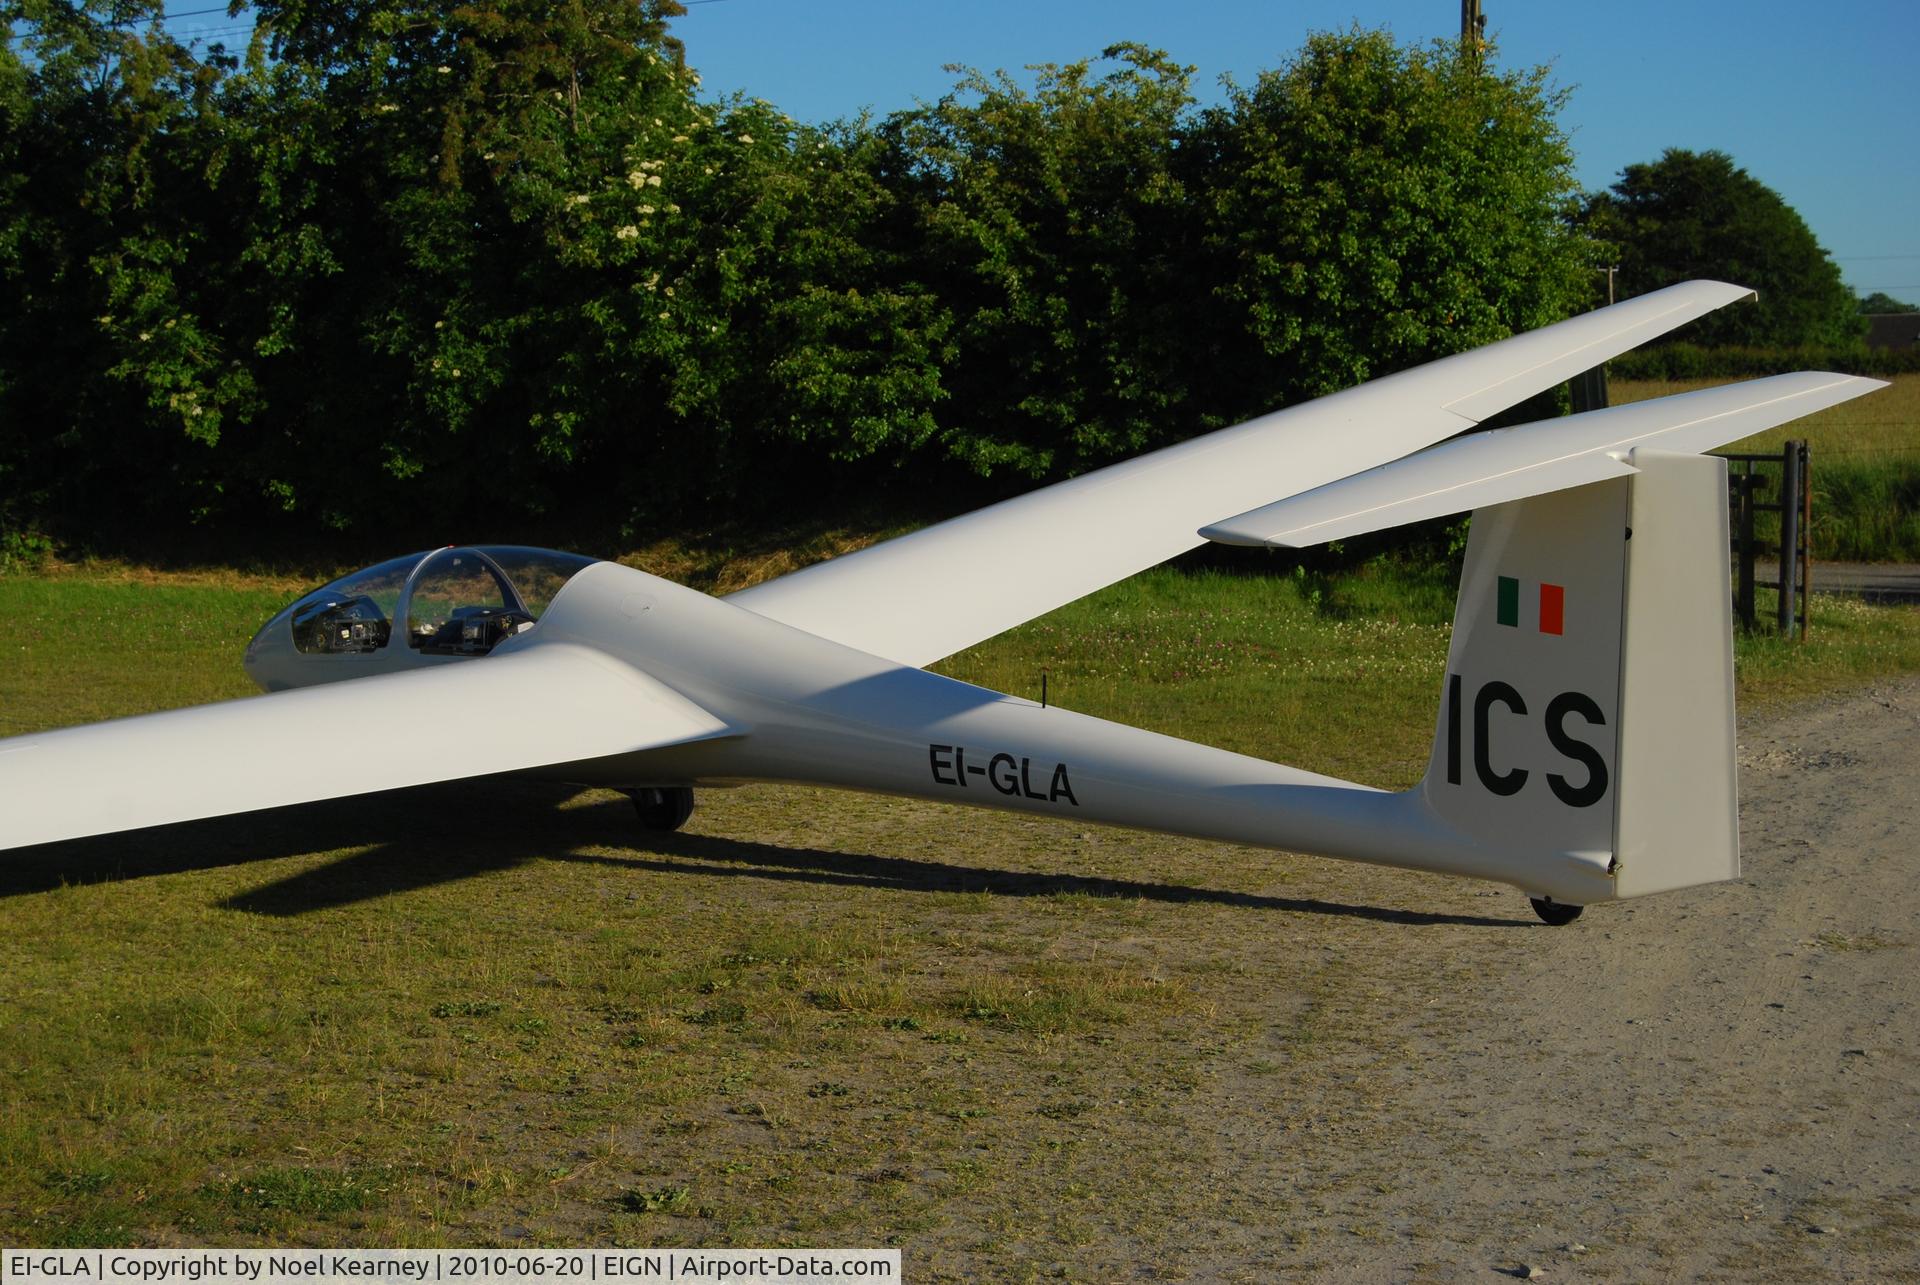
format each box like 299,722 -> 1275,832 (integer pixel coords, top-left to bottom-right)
667,0 -> 1920,300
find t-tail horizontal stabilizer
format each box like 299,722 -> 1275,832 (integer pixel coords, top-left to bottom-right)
1199,371 -> 1885,549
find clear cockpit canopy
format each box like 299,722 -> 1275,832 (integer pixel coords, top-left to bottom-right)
268,546 -> 601,658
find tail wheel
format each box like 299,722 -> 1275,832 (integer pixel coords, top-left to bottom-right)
631,787 -> 695,832
1529,896 -> 1584,926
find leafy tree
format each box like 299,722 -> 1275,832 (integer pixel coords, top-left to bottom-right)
868,44 -> 1201,478
1183,28 -> 1597,424
203,0 -> 712,528
0,17 -> 1620,545
1858,290 -> 1917,314
0,0 -> 243,535
202,0 -> 949,530
1583,148 -> 1862,347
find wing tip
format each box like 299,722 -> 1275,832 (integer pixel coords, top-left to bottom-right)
1687,279 -> 1757,306
1198,519 -> 1334,551
1196,522 -> 1269,548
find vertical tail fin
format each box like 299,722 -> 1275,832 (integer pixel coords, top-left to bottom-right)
1421,452 -> 1739,903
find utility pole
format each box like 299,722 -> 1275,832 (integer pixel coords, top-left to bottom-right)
1460,0 -> 1486,63
1572,265 -> 1620,414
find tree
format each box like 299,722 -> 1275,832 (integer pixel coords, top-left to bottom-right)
1177,29 -> 1596,431
206,0 -> 947,529
869,44 -> 1201,478
1858,291 -> 1917,314
1583,148 -> 1862,347
206,0 -> 709,528
0,0 -> 244,535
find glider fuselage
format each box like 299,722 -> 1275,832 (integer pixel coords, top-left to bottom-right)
514,561 -> 1602,903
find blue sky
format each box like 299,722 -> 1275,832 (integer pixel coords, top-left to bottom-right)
668,0 -> 1920,300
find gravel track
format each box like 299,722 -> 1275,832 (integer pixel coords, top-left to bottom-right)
1172,677 -> 1920,1280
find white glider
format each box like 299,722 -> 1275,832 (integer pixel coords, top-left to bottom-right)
0,281 -> 1886,923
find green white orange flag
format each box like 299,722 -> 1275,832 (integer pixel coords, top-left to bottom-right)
1498,575 -> 1564,635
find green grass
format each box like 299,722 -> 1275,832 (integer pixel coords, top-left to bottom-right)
1614,373 -> 1920,561
934,562 -> 1457,787
1732,589 -> 1920,706
0,562 -> 1918,1258
0,570 -> 304,735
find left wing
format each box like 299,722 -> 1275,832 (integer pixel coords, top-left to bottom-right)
0,640 -> 735,851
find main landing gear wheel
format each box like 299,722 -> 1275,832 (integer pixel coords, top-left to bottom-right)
630,787 -> 695,831
1529,896 -> 1584,926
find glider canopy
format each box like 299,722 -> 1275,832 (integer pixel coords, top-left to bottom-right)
246,545 -> 601,690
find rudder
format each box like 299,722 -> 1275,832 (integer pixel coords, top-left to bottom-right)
1421,451 -> 1739,904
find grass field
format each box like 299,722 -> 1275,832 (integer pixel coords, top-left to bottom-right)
1615,373 -> 1920,561
2,562 -> 1919,1265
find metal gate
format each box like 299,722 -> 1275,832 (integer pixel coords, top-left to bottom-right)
1719,440 -> 1811,639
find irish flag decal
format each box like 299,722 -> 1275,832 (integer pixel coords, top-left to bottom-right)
1497,576 -> 1565,636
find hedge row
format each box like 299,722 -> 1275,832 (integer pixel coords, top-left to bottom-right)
1609,343 -> 1920,380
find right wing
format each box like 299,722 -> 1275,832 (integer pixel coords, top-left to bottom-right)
727,281 -> 1756,667
0,641 -> 735,851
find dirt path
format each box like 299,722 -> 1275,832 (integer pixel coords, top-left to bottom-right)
1760,561 -> 1920,603
1174,677 -> 1920,1280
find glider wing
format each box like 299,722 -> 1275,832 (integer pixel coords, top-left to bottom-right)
0,641 -> 735,851
727,281 -> 1755,667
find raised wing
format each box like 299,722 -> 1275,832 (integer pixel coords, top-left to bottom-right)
0,641 -> 734,851
727,281 -> 1756,667
1201,372 -> 1886,548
